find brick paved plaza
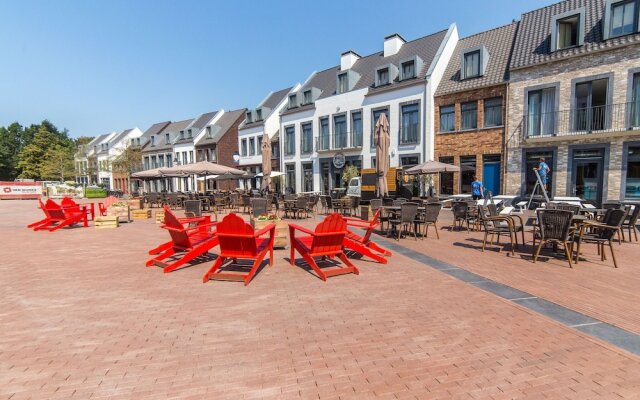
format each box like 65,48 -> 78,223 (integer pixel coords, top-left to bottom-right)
2,200 -> 640,399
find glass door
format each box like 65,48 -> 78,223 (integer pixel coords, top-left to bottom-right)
575,78 -> 608,131
572,149 -> 604,203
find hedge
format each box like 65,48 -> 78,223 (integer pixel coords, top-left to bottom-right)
85,187 -> 107,198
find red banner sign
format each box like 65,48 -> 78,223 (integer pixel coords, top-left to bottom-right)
0,181 -> 42,200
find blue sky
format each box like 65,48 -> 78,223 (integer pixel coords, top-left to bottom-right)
0,0 -> 552,138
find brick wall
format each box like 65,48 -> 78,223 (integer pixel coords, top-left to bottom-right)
433,84 -> 507,194
506,44 -> 640,200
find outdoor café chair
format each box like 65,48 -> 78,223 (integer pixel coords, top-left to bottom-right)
575,208 -> 627,268
532,209 -> 575,268
487,202 -> 525,246
451,201 -> 473,232
202,213 -> 275,285
289,213 -> 359,281
369,199 -> 387,232
622,204 -> 639,242
343,209 -> 392,264
414,202 -> 442,239
477,204 -> 517,255
389,202 -> 419,240
293,196 -> 308,219
146,206 -> 218,273
251,198 -> 268,218
184,199 -> 202,216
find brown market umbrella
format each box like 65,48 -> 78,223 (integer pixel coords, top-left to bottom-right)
374,113 -> 390,198
261,133 -> 272,191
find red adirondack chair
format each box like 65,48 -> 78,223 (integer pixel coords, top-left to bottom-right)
146,206 -> 218,273
343,209 -> 392,264
202,213 -> 275,285
29,198 -> 88,231
289,213 -> 359,281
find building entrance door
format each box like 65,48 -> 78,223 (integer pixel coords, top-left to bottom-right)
482,156 -> 501,196
572,148 -> 604,204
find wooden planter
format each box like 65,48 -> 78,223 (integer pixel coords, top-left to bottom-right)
107,205 -> 131,223
155,210 -> 165,223
94,216 -> 119,229
251,218 -> 288,249
133,209 -> 152,220
127,198 -> 144,210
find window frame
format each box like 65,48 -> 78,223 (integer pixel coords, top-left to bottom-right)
319,117 -> 330,151
483,97 -> 503,128
550,7 -> 586,51
301,122 -> 313,154
371,106 -> 390,149
350,110 -> 363,148
399,101 -> 420,145
463,50 -> 481,79
439,105 -> 455,133
460,101 -> 478,130
249,137 -> 256,156
241,138 -> 248,157
604,0 -> 639,39
303,90 -> 312,105
284,125 -> 296,156
288,94 -> 298,109
337,73 -> 349,94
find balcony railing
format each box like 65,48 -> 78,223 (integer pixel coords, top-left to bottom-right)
316,131 -> 363,152
522,102 -> 640,139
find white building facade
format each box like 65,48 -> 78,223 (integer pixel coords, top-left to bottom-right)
279,25 -> 458,194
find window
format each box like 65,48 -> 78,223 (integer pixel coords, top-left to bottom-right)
255,109 -> 262,121
165,133 -> 170,144
401,60 -> 415,80
303,163 -> 314,192
166,154 -> 173,167
150,136 -> 155,146
249,137 -> 255,156
151,155 -> 157,168
158,154 -> 164,167
319,117 -> 330,151
187,129 -> 192,138
439,105 -> 455,132
180,130 -> 185,139
334,114 -> 347,148
609,0 -> 637,38
483,97 -> 503,127
526,87 -> 556,137
557,14 -> 580,49
272,142 -> 279,158
371,108 -> 389,148
463,50 -> 480,78
400,103 -> 420,144
301,123 -> 313,154
241,139 -> 247,156
377,68 -> 390,86
246,111 -> 252,123
439,156 -> 454,195
525,150 -> 554,195
400,154 -> 419,167
285,164 -> 296,192
461,101 -> 478,130
625,146 -> 640,199
206,126 -> 211,138
189,151 -> 194,163
284,126 -> 295,155
144,157 -> 150,170
351,111 -> 363,147
575,78 -> 609,131
460,155 -> 477,194
303,90 -> 312,104
337,73 -> 349,94
632,73 -> 640,127
257,136 -> 263,155
288,94 -> 298,108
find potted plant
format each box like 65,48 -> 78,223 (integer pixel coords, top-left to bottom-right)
251,213 -> 288,249
107,201 -> 131,222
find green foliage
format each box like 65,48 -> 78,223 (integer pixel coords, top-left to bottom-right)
85,187 -> 107,198
40,144 -> 76,181
341,165 -> 360,184
112,145 -> 142,175
0,122 -> 24,180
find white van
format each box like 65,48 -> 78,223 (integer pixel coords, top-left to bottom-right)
346,177 -> 361,197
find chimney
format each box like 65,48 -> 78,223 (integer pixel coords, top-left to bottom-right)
340,50 -> 360,70
384,33 -> 406,57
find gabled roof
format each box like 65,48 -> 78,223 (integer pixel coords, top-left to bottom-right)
436,22 -> 518,96
281,27 -> 450,116
190,111 -> 219,130
241,87 -> 292,129
163,119 -> 194,133
109,128 -> 134,147
196,109 -> 246,146
143,121 -> 171,137
510,0 -> 640,70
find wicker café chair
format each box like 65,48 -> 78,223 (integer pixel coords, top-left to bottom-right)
477,204 -> 517,255
389,202 -> 419,240
575,208 -> 627,268
533,209 -> 575,268
622,205 -> 640,242
451,201 -> 473,232
415,202 -> 442,239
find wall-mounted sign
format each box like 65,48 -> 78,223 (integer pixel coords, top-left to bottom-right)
332,153 -> 346,169
0,181 -> 41,200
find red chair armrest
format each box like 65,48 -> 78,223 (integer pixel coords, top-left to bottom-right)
255,223 -> 276,237
288,223 -> 314,236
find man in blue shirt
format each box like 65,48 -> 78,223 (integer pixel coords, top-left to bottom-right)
536,157 -> 550,191
471,176 -> 483,200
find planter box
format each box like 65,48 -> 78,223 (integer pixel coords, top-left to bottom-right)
107,205 -> 131,223
94,216 -> 119,229
133,209 -> 152,220
251,218 -> 288,249
155,210 -> 165,223
127,198 -> 144,210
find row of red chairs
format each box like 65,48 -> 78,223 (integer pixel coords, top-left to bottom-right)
146,206 -> 393,285
27,198 -> 90,232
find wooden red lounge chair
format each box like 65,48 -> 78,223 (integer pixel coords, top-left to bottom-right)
343,209 -> 392,264
202,213 -> 275,285
289,213 -> 359,281
146,206 -> 218,273
29,198 -> 88,231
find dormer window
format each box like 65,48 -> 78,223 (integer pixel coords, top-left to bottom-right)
377,68 -> 390,86
337,73 -> 349,93
551,8 -> 585,51
179,130 -> 184,139
255,109 -> 263,121
303,90 -> 312,104
151,136 -> 155,146
605,0 -> 638,39
206,126 -> 211,138
288,94 -> 298,108
165,133 -> 170,143
464,51 -> 480,78
246,111 -> 253,123
187,129 -> 192,138
401,60 -> 415,79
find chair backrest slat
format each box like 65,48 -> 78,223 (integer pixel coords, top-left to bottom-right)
163,206 -> 192,249
311,213 -> 346,254
537,209 -> 572,241
217,213 -> 258,256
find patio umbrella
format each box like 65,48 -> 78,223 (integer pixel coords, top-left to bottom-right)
255,171 -> 284,178
163,161 -> 245,176
261,133 -> 272,191
404,160 -> 463,175
374,113 -> 390,198
131,168 -> 165,179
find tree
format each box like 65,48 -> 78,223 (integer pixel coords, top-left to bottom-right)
40,144 -> 76,181
75,136 -> 94,146
112,145 -> 142,192
17,126 -> 60,179
342,165 -> 360,184
0,122 -> 24,180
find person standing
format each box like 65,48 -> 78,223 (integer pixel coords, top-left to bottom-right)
471,176 -> 484,200
535,157 -> 551,191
